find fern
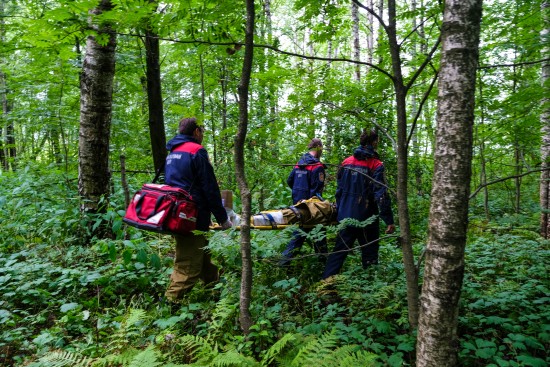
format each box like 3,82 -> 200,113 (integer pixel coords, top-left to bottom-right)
177,334 -> 219,365
28,350 -> 94,367
125,308 -> 149,327
338,349 -> 378,367
92,347 -> 140,367
207,296 -> 239,338
282,332 -> 379,367
290,331 -> 338,367
128,346 -> 162,367
260,333 -> 297,366
210,349 -> 259,367
314,345 -> 378,367
106,308 -> 150,353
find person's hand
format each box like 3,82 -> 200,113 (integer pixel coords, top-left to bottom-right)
385,224 -> 396,234
221,219 -> 233,230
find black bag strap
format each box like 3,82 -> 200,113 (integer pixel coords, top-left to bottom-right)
261,213 -> 278,229
288,206 -> 302,225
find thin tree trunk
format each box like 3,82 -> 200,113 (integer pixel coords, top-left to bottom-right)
411,0 -> 421,195
477,74 -> 490,219
0,0 -> 4,169
352,1 -> 361,81
55,71 -> 70,173
416,0 -> 483,365
235,0 -> 255,335
219,65 -> 229,167
0,0 -> 14,171
0,68 -> 8,170
144,1 -> 166,173
366,0 -> 374,67
5,116 -> 14,170
514,145 -> 522,213
387,0 -> 420,329
78,0 -> 116,220
541,0 -> 550,237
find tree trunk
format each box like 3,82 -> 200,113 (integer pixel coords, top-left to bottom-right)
0,0 -> 15,172
477,75 -> 490,219
416,0 -> 483,365
352,1 -> 361,81
387,0 -> 420,329
235,0 -> 255,335
78,0 -> 116,220
514,145 -> 522,213
541,0 -> 550,238
0,68 -> 8,171
144,1 -> 167,173
366,0 -> 374,67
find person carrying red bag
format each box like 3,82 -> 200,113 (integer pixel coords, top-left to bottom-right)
164,117 -> 232,301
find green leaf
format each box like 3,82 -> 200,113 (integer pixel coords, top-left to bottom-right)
108,242 -> 117,262
60,302 -> 80,313
387,352 -> 404,367
516,355 -> 547,367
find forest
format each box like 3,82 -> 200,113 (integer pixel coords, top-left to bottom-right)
0,0 -> 548,366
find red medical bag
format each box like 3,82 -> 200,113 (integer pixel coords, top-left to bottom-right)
123,184 -> 197,235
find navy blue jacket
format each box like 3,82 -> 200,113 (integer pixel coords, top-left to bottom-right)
165,134 -> 228,230
287,152 -> 325,204
335,145 -> 394,225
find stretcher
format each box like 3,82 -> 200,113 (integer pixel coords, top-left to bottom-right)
212,197 -> 337,230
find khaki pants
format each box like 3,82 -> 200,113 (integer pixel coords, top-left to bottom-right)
165,232 -> 219,301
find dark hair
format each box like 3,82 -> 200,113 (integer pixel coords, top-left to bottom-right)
178,117 -> 199,135
360,129 -> 378,146
308,138 -> 323,150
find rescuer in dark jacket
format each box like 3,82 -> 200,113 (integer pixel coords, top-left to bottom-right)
279,138 -> 328,267
164,117 -> 232,301
322,130 -> 395,279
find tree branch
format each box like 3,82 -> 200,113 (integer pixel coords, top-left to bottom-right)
407,68 -> 439,149
114,31 -> 394,80
352,0 -> 388,30
478,58 -> 550,69
405,36 -> 441,91
469,168 -> 550,199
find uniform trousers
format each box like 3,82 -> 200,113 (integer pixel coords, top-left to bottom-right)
165,232 -> 219,301
322,217 -> 380,279
279,228 -> 328,266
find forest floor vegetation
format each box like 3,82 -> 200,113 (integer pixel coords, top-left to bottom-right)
0,167 -> 548,366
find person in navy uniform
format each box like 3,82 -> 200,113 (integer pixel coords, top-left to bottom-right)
164,117 -> 232,301
322,129 -> 395,279
279,138 -> 328,267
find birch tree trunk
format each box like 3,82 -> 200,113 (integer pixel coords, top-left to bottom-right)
144,0 -> 166,173
416,0 -> 483,365
366,0 -> 374,66
351,1 -> 361,81
78,0 -> 116,220
235,0 -> 255,335
540,0 -> 550,238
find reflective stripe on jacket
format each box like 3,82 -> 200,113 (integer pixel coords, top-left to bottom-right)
287,152 -> 325,204
336,145 -> 394,225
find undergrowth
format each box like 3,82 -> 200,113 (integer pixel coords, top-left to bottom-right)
0,167 -> 548,366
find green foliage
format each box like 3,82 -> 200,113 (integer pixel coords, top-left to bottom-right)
1,152 -> 549,367
1,0 -> 548,366
27,350 -> 94,367
458,231 -> 550,366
